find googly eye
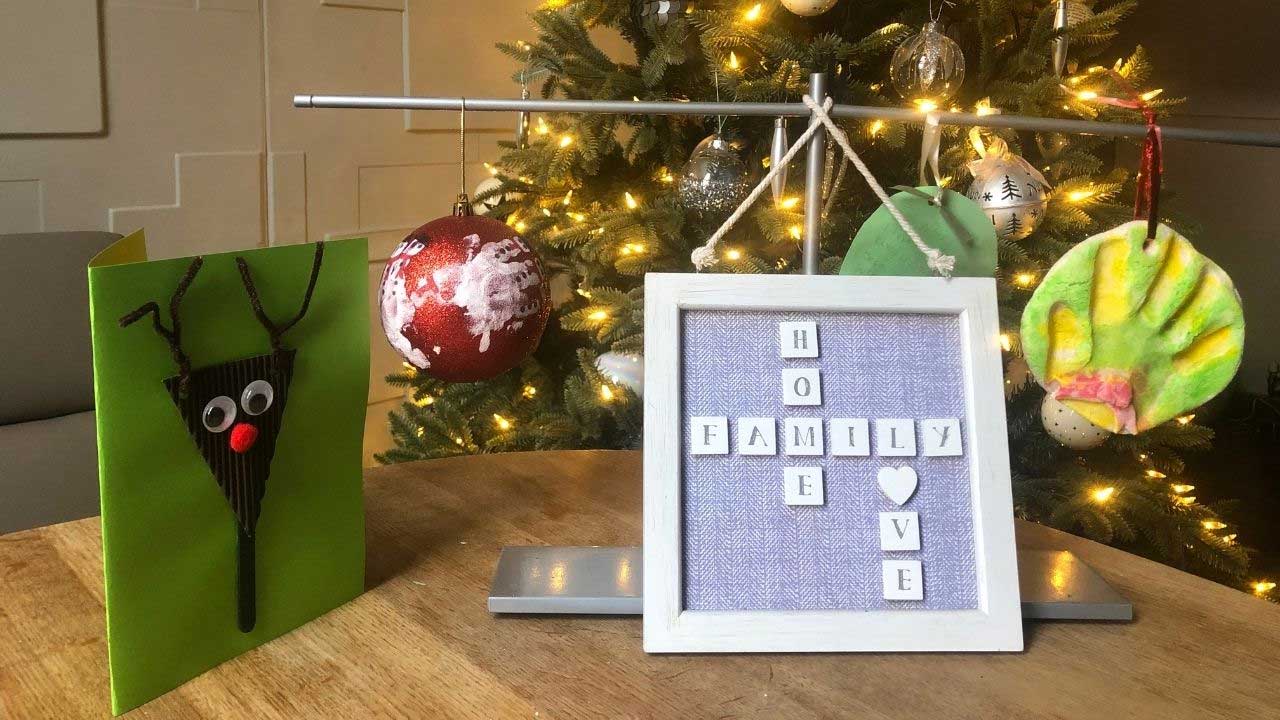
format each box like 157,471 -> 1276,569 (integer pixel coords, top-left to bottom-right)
202,396 -> 237,433
240,379 -> 274,416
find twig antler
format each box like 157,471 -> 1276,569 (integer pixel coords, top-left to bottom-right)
120,257 -> 205,397
235,242 -> 324,354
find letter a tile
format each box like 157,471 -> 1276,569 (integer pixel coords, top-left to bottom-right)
737,417 -> 777,456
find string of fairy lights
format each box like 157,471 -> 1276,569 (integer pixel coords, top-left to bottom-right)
401,0 -> 1275,601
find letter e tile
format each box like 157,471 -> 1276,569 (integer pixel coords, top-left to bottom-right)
783,466 -> 825,506
882,560 -> 924,600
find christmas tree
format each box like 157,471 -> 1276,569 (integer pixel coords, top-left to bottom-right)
379,0 -> 1256,588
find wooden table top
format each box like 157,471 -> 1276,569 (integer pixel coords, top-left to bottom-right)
3,450 -> 1278,719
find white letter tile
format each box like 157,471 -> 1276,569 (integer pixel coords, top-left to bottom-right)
779,321 -> 819,358
882,560 -> 924,600
875,418 -> 916,456
922,418 -> 963,456
737,417 -> 777,456
689,416 -> 729,455
830,418 -> 870,456
879,512 -> 921,551
782,368 -> 822,406
783,466 -> 825,506
783,418 -> 824,456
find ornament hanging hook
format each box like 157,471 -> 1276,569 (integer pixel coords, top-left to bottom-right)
714,69 -> 725,135
452,98 -> 475,216
1138,109 -> 1162,241
1063,70 -> 1163,240
928,0 -> 953,23
459,97 -> 467,195
918,111 -> 943,189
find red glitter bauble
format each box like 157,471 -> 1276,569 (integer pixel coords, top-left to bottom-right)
379,211 -> 550,382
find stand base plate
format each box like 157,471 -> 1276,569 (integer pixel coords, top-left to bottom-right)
487,546 -> 1131,620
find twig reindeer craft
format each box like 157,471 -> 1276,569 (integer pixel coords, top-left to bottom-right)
120,244 -> 325,632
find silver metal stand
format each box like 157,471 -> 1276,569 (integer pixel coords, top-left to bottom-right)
802,72 -> 828,274
292,71 -> 1258,622
487,546 -> 1131,621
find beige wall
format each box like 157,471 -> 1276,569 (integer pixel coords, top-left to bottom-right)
0,0 -> 553,464
1121,2 -> 1280,394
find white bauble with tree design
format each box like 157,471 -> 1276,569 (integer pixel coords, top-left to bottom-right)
965,138 -> 1050,241
781,0 -> 838,17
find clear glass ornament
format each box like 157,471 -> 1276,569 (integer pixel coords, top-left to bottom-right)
677,134 -> 751,215
890,22 -> 966,106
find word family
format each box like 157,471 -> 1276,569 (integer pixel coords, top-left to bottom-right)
687,416 -> 963,458
688,320 -> 968,602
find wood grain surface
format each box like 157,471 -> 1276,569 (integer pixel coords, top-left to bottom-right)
1,450 -> 1277,718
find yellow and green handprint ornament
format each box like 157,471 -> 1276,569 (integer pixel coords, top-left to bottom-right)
1021,221 -> 1245,435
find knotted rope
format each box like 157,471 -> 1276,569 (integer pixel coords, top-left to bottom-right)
691,95 -> 956,277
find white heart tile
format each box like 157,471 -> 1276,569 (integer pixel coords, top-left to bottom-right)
877,466 -> 918,506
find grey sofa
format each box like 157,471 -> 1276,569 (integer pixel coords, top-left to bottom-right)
0,231 -> 121,534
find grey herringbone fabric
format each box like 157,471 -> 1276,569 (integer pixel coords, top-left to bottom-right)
681,310 -> 979,612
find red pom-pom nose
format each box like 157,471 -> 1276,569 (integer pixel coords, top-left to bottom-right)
229,423 -> 259,454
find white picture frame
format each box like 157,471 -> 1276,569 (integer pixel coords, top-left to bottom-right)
642,273 -> 1023,653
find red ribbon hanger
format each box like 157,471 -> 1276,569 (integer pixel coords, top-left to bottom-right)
1080,71 -> 1164,240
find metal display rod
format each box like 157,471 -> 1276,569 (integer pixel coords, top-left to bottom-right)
295,71 -> 1280,273
293,94 -> 1280,149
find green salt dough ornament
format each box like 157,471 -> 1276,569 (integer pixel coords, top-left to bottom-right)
840,186 -> 997,278
1021,221 -> 1245,434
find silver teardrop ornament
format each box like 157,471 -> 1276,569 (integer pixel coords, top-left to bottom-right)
515,85 -> 531,149
1052,0 -> 1069,77
770,117 -> 789,204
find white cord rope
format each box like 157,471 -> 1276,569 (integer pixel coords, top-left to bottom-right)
805,96 -> 955,276
690,97 -> 833,270
691,95 -> 956,277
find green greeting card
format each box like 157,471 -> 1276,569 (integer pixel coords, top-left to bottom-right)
88,232 -> 369,714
